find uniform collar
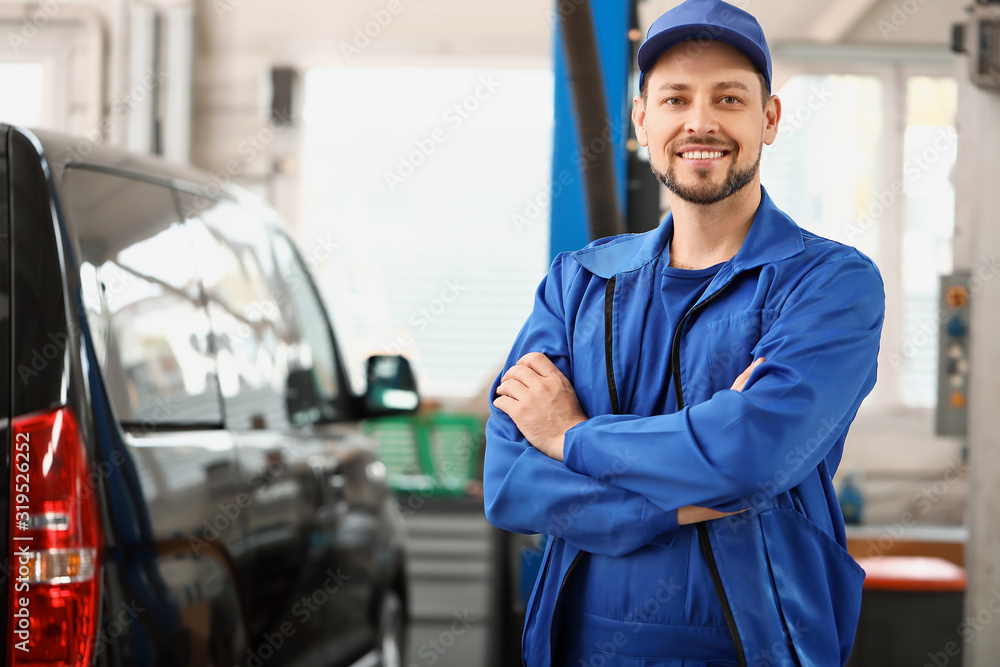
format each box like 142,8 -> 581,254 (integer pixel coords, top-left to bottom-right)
571,186 -> 805,279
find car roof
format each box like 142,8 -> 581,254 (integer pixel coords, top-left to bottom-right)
28,126 -> 221,197
13,125 -> 293,239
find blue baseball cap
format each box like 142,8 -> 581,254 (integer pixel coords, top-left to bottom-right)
638,0 -> 772,93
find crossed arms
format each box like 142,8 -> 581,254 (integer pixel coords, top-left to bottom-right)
494,352 -> 763,526
482,252 -> 884,557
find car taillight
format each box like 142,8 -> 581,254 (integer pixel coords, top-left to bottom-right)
7,407 -> 102,667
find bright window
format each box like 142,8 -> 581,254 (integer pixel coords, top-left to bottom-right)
0,62 -> 44,126
899,76 -> 958,408
761,71 -> 957,409
300,67 -> 553,398
761,74 -> 885,272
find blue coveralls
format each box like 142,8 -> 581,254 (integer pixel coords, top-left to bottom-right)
484,187 -> 885,666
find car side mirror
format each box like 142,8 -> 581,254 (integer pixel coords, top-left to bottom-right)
364,355 -> 419,416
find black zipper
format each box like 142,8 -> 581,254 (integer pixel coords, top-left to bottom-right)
671,274 -> 748,666
549,276 -> 621,665
604,276 -> 620,415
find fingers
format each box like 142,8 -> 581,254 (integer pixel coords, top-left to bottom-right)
500,364 -> 538,389
497,353 -> 563,400
515,352 -> 560,377
492,393 -> 516,414
730,357 -> 765,393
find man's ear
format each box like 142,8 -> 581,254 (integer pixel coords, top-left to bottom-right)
763,95 -> 781,146
632,95 -> 649,147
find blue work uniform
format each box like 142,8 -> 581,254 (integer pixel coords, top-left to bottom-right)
558,256 -> 738,666
484,186 -> 885,666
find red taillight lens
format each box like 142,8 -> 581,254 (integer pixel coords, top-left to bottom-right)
8,407 -> 103,667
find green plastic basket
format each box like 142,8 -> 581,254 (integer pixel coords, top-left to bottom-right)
364,412 -> 484,498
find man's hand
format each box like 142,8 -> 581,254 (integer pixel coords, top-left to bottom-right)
493,352 -> 586,461
678,505 -> 745,525
731,357 -> 765,392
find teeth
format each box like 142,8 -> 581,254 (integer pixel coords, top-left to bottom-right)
682,150 -> 724,160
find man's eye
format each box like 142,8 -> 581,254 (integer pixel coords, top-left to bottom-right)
720,96 -> 741,105
664,97 -> 684,106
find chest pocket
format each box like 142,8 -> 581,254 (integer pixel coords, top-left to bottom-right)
705,309 -> 779,390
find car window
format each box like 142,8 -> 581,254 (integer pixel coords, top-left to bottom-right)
184,198 -> 297,430
63,168 -> 223,427
268,227 -> 343,422
175,192 -> 343,427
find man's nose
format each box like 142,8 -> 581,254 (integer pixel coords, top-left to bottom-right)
683,100 -> 720,135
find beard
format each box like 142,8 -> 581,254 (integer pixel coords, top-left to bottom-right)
652,139 -> 763,205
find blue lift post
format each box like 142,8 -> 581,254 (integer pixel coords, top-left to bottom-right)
549,0 -> 633,261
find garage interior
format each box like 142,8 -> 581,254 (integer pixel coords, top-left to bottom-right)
3,0 -> 1000,664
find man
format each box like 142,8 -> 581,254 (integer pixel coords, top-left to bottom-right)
484,0 -> 884,665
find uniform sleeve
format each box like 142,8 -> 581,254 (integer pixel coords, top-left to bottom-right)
483,253 -> 679,557
561,254 -> 885,513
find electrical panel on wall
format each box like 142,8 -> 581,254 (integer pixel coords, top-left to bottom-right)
935,272 -> 972,436
953,1 -> 1000,90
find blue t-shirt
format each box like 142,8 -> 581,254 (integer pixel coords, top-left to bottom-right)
558,250 -> 739,662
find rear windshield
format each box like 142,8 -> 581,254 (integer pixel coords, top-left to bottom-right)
63,168 -> 223,428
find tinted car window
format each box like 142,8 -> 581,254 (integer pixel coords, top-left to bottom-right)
268,227 -> 342,423
185,199 -> 296,430
63,167 -> 223,426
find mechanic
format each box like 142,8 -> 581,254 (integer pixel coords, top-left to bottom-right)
484,0 -> 885,665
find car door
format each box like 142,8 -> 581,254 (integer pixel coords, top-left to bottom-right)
179,192 -> 376,665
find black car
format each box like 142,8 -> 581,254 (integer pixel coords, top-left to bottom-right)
0,125 -> 416,667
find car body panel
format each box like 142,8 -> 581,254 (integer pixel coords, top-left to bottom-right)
1,125 -> 409,667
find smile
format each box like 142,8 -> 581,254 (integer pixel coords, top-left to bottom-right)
679,150 -> 728,160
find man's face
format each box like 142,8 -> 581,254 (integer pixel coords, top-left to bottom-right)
633,40 -> 780,206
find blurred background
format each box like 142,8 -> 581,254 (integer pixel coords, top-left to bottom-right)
3,0 -> 1000,664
